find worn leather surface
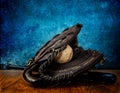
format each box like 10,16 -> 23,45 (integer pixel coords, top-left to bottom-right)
23,24 -> 104,86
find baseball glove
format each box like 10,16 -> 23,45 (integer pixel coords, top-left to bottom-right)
23,23 -> 104,87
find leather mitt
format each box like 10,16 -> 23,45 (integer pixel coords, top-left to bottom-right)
23,23 -> 104,87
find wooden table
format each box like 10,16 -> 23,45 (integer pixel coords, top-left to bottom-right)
0,70 -> 120,93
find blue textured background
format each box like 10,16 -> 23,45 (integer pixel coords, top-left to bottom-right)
0,0 -> 120,69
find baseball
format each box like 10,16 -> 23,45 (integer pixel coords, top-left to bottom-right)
54,45 -> 73,64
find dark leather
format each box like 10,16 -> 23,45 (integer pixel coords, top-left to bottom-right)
23,23 -> 104,87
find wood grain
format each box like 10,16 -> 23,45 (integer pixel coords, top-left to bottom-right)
0,70 -> 120,93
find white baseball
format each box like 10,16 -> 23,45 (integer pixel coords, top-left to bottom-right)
54,45 -> 73,64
